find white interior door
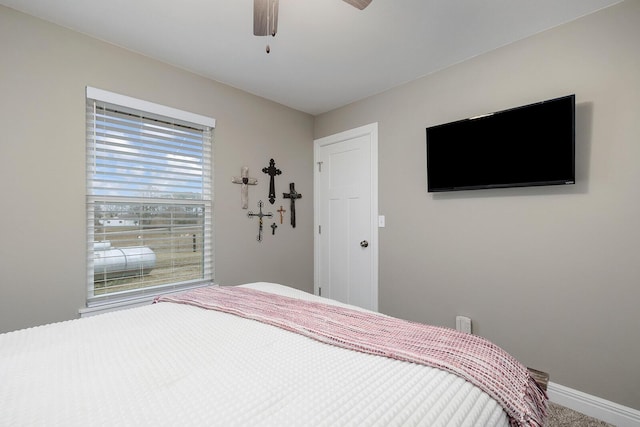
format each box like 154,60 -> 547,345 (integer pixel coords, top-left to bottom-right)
314,123 -> 378,311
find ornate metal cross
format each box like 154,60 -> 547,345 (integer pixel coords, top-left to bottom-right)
247,200 -> 273,242
262,158 -> 281,204
282,182 -> 302,228
231,166 -> 257,209
270,222 -> 277,235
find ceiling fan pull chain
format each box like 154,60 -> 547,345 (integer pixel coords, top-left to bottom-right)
266,0 -> 273,53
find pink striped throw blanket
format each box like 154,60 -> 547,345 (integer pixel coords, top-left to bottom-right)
156,286 -> 547,426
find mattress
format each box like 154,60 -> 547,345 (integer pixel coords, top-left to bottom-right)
0,282 -> 509,426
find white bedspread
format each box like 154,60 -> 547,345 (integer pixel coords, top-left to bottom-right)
0,282 -> 509,426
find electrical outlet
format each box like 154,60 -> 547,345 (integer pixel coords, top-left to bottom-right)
456,316 -> 472,334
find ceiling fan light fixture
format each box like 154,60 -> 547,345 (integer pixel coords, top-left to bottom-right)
342,0 -> 372,10
253,0 -> 371,53
254,0 -> 279,37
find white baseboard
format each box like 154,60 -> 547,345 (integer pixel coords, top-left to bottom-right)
547,381 -> 640,427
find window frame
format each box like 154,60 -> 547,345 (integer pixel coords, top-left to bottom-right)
84,87 -> 215,309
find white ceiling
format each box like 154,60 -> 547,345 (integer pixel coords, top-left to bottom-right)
1,0 -> 621,115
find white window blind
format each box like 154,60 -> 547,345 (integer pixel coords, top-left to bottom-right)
86,87 -> 214,306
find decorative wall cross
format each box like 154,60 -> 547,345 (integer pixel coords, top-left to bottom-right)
270,222 -> 277,235
277,205 -> 286,224
262,158 -> 281,204
231,166 -> 257,209
283,182 -> 302,228
247,200 -> 273,242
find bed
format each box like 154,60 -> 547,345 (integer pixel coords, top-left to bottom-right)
0,282 -> 546,426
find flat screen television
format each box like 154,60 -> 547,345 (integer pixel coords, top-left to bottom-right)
426,94 -> 575,192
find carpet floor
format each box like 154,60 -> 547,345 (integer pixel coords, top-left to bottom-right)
546,402 -> 615,426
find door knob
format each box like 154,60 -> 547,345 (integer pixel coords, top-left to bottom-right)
360,240 -> 369,248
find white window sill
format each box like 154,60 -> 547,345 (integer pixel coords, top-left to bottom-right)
79,282 -> 214,318
79,296 -> 157,318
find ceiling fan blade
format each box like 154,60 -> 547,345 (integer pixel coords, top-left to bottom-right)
342,0 -> 372,10
254,0 -> 279,36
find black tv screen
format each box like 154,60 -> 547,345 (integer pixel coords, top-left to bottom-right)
426,94 -> 575,192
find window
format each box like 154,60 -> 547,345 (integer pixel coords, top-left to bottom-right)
86,87 -> 215,306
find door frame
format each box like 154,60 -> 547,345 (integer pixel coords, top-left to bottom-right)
313,122 -> 379,310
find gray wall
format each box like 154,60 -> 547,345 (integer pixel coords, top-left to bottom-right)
0,6 -> 314,333
315,1 -> 639,410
